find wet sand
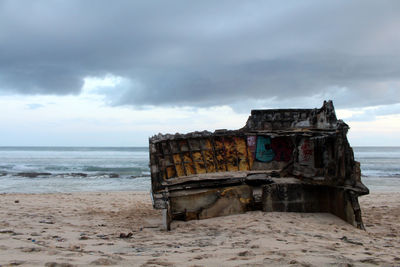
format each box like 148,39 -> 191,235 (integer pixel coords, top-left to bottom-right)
0,192 -> 399,266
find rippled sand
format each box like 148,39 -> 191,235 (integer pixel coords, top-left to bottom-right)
0,192 -> 399,266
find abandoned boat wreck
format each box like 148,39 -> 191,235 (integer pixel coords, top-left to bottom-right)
149,101 -> 369,230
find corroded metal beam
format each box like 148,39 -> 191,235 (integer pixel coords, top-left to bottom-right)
149,101 -> 369,230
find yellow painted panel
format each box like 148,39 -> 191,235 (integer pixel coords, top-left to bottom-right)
234,137 -> 247,155
185,163 -> 196,175
214,138 -> 225,150
192,152 -> 203,162
226,154 -> 236,169
173,154 -> 181,164
235,137 -> 250,171
192,152 -> 206,174
175,164 -> 185,177
225,146 -> 236,160
224,137 -> 238,171
224,137 -> 235,151
247,147 -> 254,169
216,152 -> 226,171
194,161 -> 207,174
166,166 -> 176,179
162,136 -> 256,177
224,140 -> 234,148
227,161 -> 238,171
203,150 -> 216,173
182,152 -> 193,163
238,157 -> 249,171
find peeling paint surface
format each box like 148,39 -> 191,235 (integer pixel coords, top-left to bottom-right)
149,101 -> 369,230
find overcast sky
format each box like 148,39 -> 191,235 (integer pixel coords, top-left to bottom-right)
1,0 -> 400,146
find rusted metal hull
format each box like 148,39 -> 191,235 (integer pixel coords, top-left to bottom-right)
262,180 -> 365,229
149,101 -> 369,230
169,185 -> 253,221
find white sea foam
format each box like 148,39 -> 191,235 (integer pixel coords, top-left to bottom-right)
0,146 -> 399,193
0,147 -> 151,193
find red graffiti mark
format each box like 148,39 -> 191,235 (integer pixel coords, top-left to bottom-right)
271,137 -> 293,162
301,139 -> 313,162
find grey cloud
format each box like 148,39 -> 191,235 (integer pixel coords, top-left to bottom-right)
344,103 -> 400,122
114,55 -> 400,108
1,0 -> 400,109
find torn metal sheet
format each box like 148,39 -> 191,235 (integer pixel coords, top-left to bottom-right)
149,101 -> 369,230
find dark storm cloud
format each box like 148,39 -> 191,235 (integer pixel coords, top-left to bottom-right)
1,0 -> 400,108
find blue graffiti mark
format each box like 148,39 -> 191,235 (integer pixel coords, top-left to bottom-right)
256,136 -> 275,162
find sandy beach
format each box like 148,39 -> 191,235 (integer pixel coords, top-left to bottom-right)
0,191 -> 399,266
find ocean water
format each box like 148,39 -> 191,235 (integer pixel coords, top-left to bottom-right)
0,146 -> 399,193
353,147 -> 400,193
0,147 -> 150,193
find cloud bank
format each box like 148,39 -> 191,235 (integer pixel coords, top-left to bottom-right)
1,0 -> 400,109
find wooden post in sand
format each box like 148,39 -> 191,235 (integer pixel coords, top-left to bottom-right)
162,200 -> 171,231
